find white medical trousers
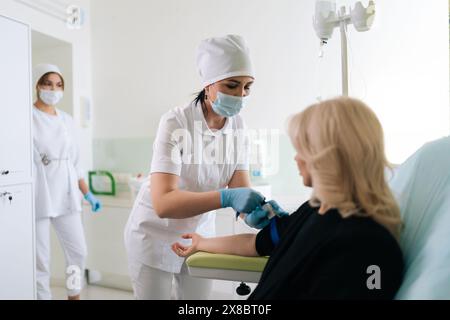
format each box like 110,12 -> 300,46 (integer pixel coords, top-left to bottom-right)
35,212 -> 87,300
127,258 -> 212,300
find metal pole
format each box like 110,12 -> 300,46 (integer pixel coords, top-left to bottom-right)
339,6 -> 349,96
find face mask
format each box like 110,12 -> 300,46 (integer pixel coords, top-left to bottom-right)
39,89 -> 63,106
211,91 -> 248,117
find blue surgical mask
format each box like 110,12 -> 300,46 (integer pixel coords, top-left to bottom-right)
211,92 -> 248,117
39,89 -> 63,106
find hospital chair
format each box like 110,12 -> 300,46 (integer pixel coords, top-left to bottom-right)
186,215 -> 268,296
186,252 -> 268,296
390,137 -> 450,299
186,137 -> 450,299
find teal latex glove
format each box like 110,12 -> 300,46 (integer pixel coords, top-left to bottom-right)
219,188 -> 265,213
84,191 -> 102,213
244,200 -> 289,229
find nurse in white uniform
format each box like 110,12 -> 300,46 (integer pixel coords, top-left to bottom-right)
124,35 -> 265,300
32,64 -> 102,300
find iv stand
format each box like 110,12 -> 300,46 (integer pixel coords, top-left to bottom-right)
314,1 -> 375,97
339,6 -> 350,96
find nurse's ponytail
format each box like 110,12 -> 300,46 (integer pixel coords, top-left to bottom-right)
192,89 -> 206,107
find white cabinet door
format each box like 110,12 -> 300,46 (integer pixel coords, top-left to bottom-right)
0,16 -> 32,185
0,183 -> 35,299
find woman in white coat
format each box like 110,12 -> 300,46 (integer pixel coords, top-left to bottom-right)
124,35 -> 270,299
32,64 -> 102,300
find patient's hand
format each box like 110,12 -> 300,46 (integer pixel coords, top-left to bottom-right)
171,233 -> 203,257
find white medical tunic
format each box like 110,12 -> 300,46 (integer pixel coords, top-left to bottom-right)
125,101 -> 250,273
33,107 -> 84,219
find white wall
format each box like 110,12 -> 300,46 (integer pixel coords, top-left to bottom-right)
90,0 -> 333,139
337,0 -> 449,163
91,0 -> 449,165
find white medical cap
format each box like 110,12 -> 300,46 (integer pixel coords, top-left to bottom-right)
196,34 -> 254,88
33,64 -> 63,86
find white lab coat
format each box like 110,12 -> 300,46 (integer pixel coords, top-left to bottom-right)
124,101 -> 250,274
33,107 -> 84,218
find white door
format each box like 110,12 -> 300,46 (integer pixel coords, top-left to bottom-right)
0,15 -> 32,186
0,183 -> 35,299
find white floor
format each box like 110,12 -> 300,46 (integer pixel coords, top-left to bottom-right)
51,285 -> 134,300
51,285 -> 238,300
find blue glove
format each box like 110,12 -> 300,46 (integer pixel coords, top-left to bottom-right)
84,192 -> 102,213
219,188 -> 265,213
244,200 -> 289,229
266,200 -> 289,217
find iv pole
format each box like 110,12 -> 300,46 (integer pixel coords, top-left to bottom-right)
313,1 -> 375,96
339,6 -> 350,96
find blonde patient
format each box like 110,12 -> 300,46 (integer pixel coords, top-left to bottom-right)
172,96 -> 404,300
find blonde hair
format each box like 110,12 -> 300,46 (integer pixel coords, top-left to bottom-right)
288,97 -> 402,239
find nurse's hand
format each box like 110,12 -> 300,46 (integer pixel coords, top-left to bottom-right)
171,233 -> 201,257
244,200 -> 289,229
219,188 -> 265,213
84,192 -> 102,213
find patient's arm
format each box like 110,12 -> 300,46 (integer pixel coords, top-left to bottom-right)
171,233 -> 259,257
